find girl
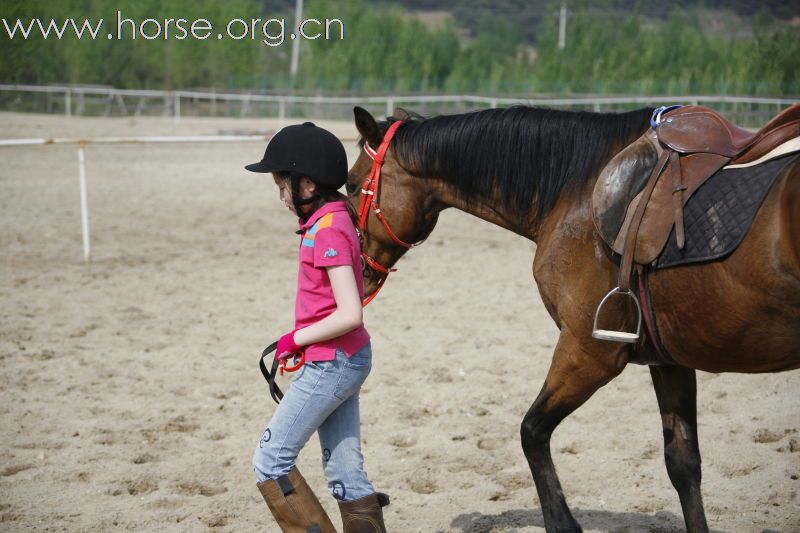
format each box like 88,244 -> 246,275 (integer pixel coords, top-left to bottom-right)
246,121 -> 388,533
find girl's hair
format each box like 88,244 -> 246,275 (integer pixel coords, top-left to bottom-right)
276,171 -> 359,228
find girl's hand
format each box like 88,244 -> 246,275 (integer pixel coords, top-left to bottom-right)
275,330 -> 302,360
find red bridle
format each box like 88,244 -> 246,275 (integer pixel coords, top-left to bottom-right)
356,120 -> 425,305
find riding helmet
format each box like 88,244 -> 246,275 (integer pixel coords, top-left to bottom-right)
245,122 -> 348,189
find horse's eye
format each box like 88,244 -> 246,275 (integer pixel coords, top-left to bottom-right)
346,182 -> 357,194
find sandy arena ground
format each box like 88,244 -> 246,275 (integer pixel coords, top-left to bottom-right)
1,112 -> 798,533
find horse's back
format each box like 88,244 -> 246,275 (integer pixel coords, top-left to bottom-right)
649,159 -> 800,373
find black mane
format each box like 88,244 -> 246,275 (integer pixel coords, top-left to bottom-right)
362,106 -> 653,226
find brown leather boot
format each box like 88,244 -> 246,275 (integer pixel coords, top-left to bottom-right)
337,493 -> 389,533
257,467 -> 337,533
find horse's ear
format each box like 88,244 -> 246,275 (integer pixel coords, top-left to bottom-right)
391,107 -> 413,120
354,106 -> 380,145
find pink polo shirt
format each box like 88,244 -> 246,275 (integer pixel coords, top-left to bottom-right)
295,201 -> 370,362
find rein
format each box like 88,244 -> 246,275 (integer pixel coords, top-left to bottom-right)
259,342 -> 306,404
259,342 -> 283,404
356,120 -> 425,305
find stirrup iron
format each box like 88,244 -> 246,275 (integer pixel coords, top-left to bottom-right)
592,287 -> 642,343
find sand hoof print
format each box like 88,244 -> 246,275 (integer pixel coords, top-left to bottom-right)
175,481 -> 227,497
1,464 -> 35,477
109,477 -> 159,496
407,467 -> 438,494
752,428 -> 786,444
132,453 -> 157,465
199,513 -> 230,527
388,435 -> 416,448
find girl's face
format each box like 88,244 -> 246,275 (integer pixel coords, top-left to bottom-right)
272,174 -> 316,215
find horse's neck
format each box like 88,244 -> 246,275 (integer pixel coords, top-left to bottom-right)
430,182 -> 537,240
428,137 -> 646,243
430,180 -> 598,243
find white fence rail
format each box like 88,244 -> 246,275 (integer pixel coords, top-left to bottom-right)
1,84 -> 796,261
1,83 -> 796,125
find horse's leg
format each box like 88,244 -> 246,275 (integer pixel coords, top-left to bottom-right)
520,331 -> 627,533
649,365 -> 709,533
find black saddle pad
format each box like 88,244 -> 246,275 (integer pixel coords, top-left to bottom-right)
656,152 -> 798,269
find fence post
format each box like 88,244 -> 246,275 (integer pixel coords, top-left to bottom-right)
386,97 -> 394,118
174,93 -> 181,123
314,94 -> 322,119
65,89 -> 72,117
278,99 -> 286,126
77,142 -> 91,261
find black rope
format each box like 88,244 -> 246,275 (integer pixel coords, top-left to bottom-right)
259,341 -> 283,404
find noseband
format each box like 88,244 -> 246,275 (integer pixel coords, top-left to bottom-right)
356,120 -> 425,305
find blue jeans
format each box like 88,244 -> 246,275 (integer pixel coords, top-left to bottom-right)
252,343 -> 375,502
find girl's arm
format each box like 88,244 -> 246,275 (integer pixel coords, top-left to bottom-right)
293,265 -> 363,346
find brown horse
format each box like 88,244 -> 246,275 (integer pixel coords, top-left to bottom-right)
346,105 -> 800,533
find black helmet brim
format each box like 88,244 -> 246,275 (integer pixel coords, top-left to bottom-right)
244,160 -> 282,173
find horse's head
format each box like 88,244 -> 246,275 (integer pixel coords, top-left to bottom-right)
347,106 -> 441,302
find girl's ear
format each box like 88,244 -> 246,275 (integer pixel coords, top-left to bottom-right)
300,176 -> 316,194
354,106 -> 380,146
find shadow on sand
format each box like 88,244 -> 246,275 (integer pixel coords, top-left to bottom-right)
449,507 -> 728,533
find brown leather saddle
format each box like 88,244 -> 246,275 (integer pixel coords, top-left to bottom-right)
590,104 -> 800,343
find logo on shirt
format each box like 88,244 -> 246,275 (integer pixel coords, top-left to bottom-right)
324,248 -> 338,258
302,212 -> 335,248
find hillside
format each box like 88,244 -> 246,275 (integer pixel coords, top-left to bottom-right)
2,0 -> 798,95
263,0 -> 800,43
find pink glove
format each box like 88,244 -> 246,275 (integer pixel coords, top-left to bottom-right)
276,330 -> 302,361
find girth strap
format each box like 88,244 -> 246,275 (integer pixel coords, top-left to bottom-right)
637,266 -> 675,365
